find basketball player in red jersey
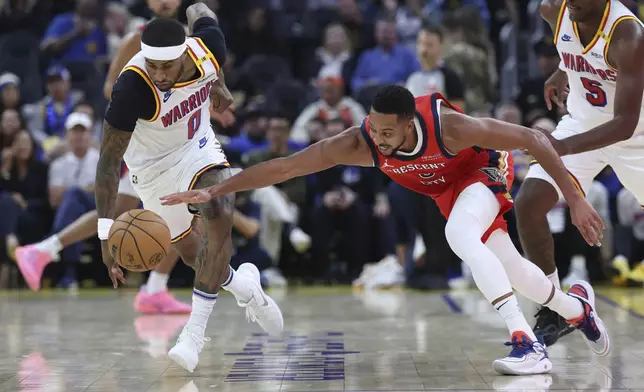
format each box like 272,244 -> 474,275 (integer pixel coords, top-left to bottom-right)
161,85 -> 610,375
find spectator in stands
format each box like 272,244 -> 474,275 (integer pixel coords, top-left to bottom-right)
0,72 -> 21,112
308,118 -> 384,281
40,0 -> 107,107
0,108 -> 23,151
307,116 -> 326,144
441,8 -> 495,112
230,188 -> 273,284
382,0 -> 425,51
292,76 -> 365,143
308,23 -> 352,83
424,0 -> 490,29
243,114 -> 311,280
231,6 -> 287,66
0,130 -> 50,288
614,188 -> 644,285
516,35 -> 560,125
405,24 -> 465,109
47,112 -> 98,288
350,17 -> 419,94
22,66 -> 84,159
335,0 -> 375,53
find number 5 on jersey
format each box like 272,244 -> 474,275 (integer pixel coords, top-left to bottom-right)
581,77 -> 607,107
187,108 -> 202,139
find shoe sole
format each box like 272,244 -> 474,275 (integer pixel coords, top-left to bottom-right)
568,280 -> 611,356
15,250 -> 41,291
493,357 -> 553,375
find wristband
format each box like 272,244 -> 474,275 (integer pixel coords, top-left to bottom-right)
98,218 -> 114,240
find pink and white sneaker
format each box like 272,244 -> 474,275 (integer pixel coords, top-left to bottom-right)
134,286 -> 192,314
15,245 -> 53,291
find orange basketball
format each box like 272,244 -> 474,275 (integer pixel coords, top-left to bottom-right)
107,209 -> 171,272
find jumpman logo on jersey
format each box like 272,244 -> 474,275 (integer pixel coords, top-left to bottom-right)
382,160 -> 394,168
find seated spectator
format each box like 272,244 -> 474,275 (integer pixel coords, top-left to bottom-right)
229,187 -> 274,287
405,24 -> 465,109
423,0 -> 491,30
0,72 -> 21,112
0,130 -> 50,288
516,36 -> 560,125
40,0 -> 107,106
0,108 -> 23,151
243,114 -> 311,284
614,188 -> 644,285
22,66 -> 84,156
307,119 -> 388,281
291,76 -> 366,143
47,112 -> 98,288
350,17 -> 419,94
383,0 -> 425,51
307,23 -> 352,83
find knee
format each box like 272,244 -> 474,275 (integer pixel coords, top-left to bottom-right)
60,187 -> 86,205
515,180 -> 557,221
444,219 -> 462,252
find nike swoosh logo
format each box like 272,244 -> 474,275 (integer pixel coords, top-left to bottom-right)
240,291 -> 269,307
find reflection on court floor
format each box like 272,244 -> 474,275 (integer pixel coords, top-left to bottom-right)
0,286 -> 642,391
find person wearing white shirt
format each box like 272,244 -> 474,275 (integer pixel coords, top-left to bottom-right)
46,112 -> 99,288
291,76 -> 366,143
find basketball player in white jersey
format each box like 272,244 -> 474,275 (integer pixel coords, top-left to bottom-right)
13,0 -> 205,315
516,0 -> 644,347
95,4 -> 283,372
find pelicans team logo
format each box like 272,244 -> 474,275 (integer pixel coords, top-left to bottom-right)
480,167 -> 507,187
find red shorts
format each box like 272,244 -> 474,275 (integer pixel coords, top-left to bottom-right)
434,151 -> 515,243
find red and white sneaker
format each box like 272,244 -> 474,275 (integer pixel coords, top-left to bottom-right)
15,245 -> 53,291
566,280 -> 611,356
134,286 -> 191,314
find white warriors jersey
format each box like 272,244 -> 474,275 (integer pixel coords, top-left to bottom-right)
554,0 -> 644,126
121,37 -> 220,175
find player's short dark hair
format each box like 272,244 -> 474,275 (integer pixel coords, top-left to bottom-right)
371,85 -> 416,120
141,18 -> 186,47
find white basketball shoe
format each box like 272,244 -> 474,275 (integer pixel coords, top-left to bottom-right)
493,331 -> 553,375
168,327 -> 211,372
236,263 -> 284,336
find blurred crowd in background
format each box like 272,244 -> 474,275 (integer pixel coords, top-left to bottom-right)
1,0 -> 644,291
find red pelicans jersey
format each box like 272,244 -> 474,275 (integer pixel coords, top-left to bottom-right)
360,93 -> 515,240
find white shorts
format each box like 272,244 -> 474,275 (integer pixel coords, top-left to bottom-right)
129,139 -> 229,242
526,115 -> 644,206
118,171 -> 138,199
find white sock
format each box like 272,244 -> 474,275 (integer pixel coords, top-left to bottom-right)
146,271 -> 169,294
187,289 -> 217,336
35,235 -> 62,259
547,270 -> 561,290
221,268 -> 252,302
495,296 -> 538,342
544,285 -> 584,320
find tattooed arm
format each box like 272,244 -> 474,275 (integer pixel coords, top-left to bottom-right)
210,69 -> 234,113
95,121 -> 132,287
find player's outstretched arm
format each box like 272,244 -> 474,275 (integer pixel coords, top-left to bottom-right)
95,121 -> 132,287
554,21 -> 644,155
441,108 -> 605,246
186,2 -> 218,32
159,126 -> 374,205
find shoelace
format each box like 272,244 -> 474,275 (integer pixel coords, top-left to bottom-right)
504,339 -> 538,358
177,330 -> 211,348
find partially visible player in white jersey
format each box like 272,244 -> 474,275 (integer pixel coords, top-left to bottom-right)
95,4 -> 284,372
516,0 -> 644,347
13,0 -> 199,316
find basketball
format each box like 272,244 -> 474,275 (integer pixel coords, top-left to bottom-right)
107,209 -> 171,272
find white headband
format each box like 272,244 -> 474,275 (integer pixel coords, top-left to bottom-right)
141,41 -> 187,61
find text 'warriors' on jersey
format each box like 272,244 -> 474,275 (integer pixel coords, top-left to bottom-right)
554,0 -> 644,123
122,37 -> 220,176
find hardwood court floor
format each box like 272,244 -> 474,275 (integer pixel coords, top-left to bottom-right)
0,286 -> 643,391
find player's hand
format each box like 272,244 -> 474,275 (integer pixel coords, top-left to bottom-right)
568,197 -> 605,247
544,69 -> 569,111
100,240 -> 126,288
532,126 -> 569,156
159,189 -> 213,206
